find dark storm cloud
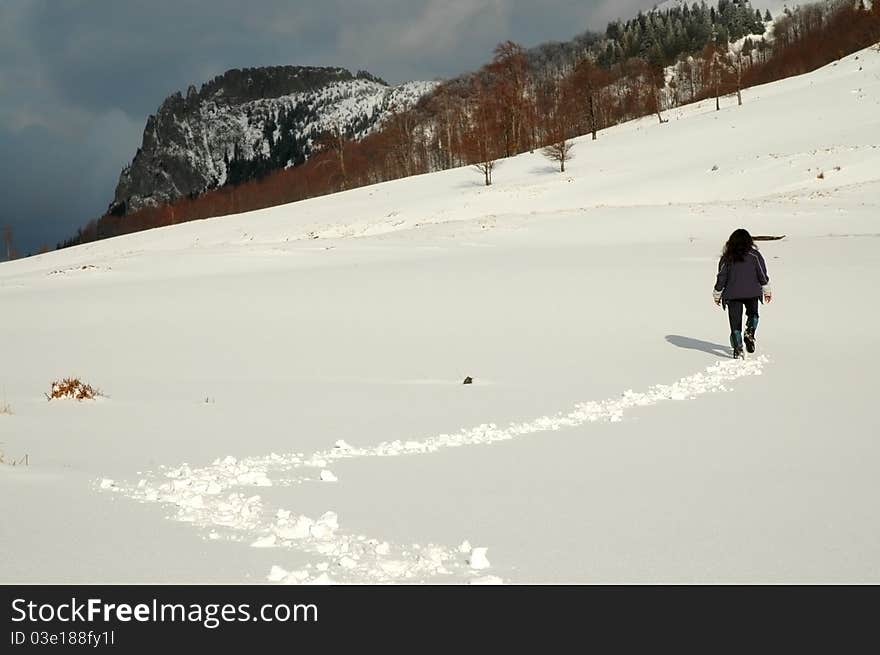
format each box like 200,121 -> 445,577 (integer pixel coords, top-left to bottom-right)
0,0 -> 654,255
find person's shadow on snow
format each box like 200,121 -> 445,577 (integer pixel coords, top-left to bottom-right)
665,335 -> 730,358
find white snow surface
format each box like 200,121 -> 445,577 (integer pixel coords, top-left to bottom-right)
1,47 -> 879,583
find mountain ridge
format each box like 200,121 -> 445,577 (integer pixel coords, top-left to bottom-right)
110,65 -> 436,216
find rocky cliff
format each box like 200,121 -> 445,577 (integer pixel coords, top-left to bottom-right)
110,66 -> 436,215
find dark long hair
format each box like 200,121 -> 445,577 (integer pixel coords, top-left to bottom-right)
721,229 -> 756,264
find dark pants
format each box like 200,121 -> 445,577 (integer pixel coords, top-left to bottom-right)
727,297 -> 760,334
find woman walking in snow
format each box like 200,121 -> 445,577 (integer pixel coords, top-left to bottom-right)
713,229 -> 772,359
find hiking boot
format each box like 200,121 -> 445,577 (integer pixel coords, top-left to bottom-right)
744,317 -> 759,354
744,327 -> 756,354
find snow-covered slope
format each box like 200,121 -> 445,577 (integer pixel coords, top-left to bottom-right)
2,46 -> 879,583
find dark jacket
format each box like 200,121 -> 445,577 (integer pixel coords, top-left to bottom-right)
715,248 -> 770,306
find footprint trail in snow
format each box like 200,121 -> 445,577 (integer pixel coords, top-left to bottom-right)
100,355 -> 768,584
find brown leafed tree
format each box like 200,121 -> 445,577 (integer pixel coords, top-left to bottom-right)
428,83 -> 459,169
464,79 -> 503,186
489,41 -> 531,156
385,108 -> 422,179
317,124 -> 348,190
540,80 -> 576,172
569,58 -> 610,140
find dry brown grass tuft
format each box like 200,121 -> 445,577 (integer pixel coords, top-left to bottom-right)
0,401 -> 11,416
46,378 -> 102,401
0,448 -> 29,467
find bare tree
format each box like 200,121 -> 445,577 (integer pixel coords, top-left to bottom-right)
542,140 -> 574,173
2,226 -> 13,262
674,56 -> 703,105
703,44 -> 726,111
653,87 -> 669,124
465,79 -> 502,186
570,58 -> 608,140
733,52 -> 746,106
490,41 -> 531,156
385,108 -> 420,178
430,83 -> 459,169
473,159 -> 496,186
540,79 -> 576,172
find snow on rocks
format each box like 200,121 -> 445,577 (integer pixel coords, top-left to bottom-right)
338,556 -> 358,570
308,512 -> 339,540
266,565 -> 314,584
275,516 -> 315,540
103,357 -> 767,583
468,547 -> 491,570
251,534 -> 277,548
267,565 -> 290,583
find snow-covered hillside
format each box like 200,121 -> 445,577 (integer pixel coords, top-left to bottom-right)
1,45 -> 879,583
112,67 -> 436,215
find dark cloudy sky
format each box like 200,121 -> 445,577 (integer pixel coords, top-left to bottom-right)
0,0 -> 658,255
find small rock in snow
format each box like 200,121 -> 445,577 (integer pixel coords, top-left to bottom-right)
320,470 -> 338,482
